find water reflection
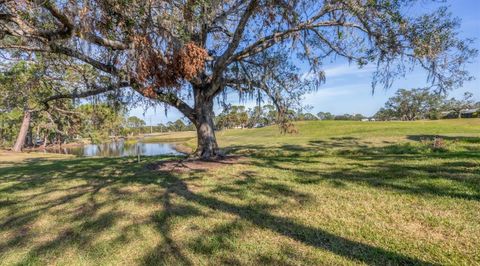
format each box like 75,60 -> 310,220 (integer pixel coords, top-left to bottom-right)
44,141 -> 182,157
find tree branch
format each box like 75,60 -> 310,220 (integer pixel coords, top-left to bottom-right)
0,45 -> 47,52
42,81 -> 129,105
232,21 -> 365,61
212,0 -> 258,82
156,92 -> 196,122
50,44 -> 119,74
131,85 -> 197,122
80,32 -> 129,50
38,0 -> 74,40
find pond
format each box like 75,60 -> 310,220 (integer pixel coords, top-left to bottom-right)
43,141 -> 183,157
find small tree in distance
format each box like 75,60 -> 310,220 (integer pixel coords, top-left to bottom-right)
126,116 -> 146,134
317,112 -> 335,121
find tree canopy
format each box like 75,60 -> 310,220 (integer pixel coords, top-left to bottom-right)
0,0 -> 476,158
0,61 -> 79,150
374,89 -> 479,121
379,88 -> 443,121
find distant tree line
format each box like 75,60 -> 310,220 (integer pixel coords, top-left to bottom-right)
374,89 -> 479,121
151,104 -> 370,133
212,104 -> 324,130
316,112 -> 367,121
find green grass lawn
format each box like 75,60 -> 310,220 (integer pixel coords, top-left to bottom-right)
1,119 -> 479,265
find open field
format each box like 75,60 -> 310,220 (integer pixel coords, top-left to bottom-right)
1,119 -> 479,265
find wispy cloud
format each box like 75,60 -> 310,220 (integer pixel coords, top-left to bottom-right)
303,84 -> 365,104
324,64 -> 376,78
302,64 -> 375,80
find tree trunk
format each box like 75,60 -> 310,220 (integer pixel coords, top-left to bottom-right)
12,110 -> 31,152
26,131 -> 33,147
192,89 -> 220,160
42,134 -> 48,148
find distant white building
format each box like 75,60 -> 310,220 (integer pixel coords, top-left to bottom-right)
461,108 -> 478,115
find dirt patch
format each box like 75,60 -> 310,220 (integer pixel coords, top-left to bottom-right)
146,156 -> 247,172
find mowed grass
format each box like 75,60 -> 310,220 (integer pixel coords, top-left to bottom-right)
1,119 -> 479,265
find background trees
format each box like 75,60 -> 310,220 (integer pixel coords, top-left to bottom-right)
374,89 -> 478,121
215,105 -> 249,130
75,104 -> 127,142
0,61 -> 80,150
375,88 -> 444,121
0,62 -> 133,149
1,0 -> 475,158
374,108 -> 398,121
126,116 -> 146,135
317,112 -> 335,121
0,109 -> 23,148
0,62 -> 43,151
442,92 -> 476,118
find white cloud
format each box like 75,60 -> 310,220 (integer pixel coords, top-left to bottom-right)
324,64 -> 375,78
303,84 -> 360,102
302,64 -> 375,80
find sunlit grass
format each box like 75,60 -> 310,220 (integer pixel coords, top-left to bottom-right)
1,119 -> 479,265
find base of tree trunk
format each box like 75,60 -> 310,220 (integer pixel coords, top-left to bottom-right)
12,110 -> 31,152
193,102 -> 221,160
190,147 -> 225,161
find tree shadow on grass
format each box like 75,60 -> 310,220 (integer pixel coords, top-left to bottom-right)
0,181 -> 117,264
158,176 -> 433,265
141,183 -> 199,266
407,135 -> 480,143
232,136 -> 480,202
3,139 -> 474,264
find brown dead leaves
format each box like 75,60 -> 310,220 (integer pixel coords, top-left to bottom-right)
133,36 -> 208,98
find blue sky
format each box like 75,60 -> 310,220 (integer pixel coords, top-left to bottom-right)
130,0 -> 480,125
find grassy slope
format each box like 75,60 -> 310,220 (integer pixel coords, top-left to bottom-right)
1,119 -> 479,265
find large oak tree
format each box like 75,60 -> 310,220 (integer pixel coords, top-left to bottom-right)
0,0 -> 476,158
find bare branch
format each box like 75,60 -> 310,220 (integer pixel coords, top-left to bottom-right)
43,81 -> 130,104
80,32 -> 129,50
212,0 -> 258,80
156,92 -> 196,122
50,44 -> 118,74
131,85 -> 196,122
232,21 -> 365,61
0,45 -> 47,52
37,0 -> 75,40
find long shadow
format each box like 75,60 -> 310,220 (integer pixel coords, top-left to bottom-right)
163,176 -> 434,265
142,184 -> 194,266
227,136 -> 480,202
407,135 -> 480,143
0,177 -> 115,261
0,156 -> 159,262
2,138 -> 477,264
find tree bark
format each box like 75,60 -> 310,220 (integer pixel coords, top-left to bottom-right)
42,135 -> 48,148
191,87 -> 220,160
26,131 -> 33,147
12,110 -> 31,152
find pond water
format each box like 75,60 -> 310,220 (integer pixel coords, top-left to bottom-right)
43,141 -> 183,157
